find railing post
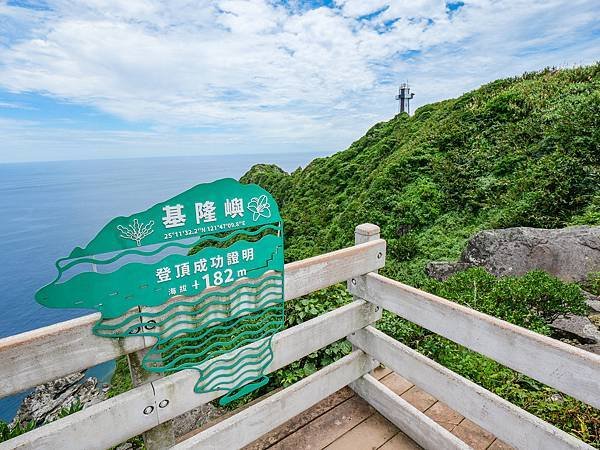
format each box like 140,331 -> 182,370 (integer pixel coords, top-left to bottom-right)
348,223 -> 384,330
354,223 -> 381,247
128,346 -> 176,449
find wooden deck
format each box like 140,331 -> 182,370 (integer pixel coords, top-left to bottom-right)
180,366 -> 512,450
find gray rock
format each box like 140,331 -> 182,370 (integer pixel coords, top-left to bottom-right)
549,393 -> 564,403
12,372 -> 105,426
426,226 -> 600,282
550,314 -> 600,344
171,403 -> 225,438
115,443 -> 134,450
425,262 -> 471,281
11,370 -> 224,440
582,290 -> 600,312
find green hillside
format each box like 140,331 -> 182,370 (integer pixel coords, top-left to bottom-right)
242,64 -> 599,285
241,64 -> 600,445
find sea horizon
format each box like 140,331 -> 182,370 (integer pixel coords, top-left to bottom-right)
0,149 -> 332,166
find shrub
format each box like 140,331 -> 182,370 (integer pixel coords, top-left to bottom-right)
0,420 -> 36,443
378,268 -> 595,444
424,268 -> 587,331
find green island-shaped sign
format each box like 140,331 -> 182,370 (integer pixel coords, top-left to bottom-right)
36,178 -> 284,405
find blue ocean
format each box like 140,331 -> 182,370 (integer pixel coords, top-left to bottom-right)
0,152 -> 325,421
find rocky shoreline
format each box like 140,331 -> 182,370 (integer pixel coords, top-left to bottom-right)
11,370 -> 224,447
12,372 -> 108,427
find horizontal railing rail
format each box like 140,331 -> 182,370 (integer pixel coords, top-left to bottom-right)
350,374 -> 470,450
348,272 -> 600,410
349,327 -> 592,450
0,238 -> 386,399
1,225 -> 385,450
172,350 -> 378,449
4,300 -> 380,450
348,273 -> 600,450
3,222 -> 599,450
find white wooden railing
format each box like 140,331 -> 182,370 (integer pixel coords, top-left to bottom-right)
0,224 -> 598,450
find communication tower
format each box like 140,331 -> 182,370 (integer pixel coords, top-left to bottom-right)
396,83 -> 415,114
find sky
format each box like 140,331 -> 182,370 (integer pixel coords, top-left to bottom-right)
0,0 -> 598,163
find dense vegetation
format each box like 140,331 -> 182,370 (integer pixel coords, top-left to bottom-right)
240,64 -> 600,445
242,64 -> 599,280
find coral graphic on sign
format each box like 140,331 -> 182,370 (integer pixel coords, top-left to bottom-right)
117,218 -> 155,246
36,179 -> 284,405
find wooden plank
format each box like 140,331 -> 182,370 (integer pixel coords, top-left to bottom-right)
2,300 -> 379,450
243,364 -> 393,449
424,402 -> 464,431
243,387 -> 355,449
325,411 -> 399,450
171,350 -> 378,450
349,326 -> 594,450
373,366 -> 393,380
0,239 -> 385,399
349,273 -> 600,410
177,385 -> 286,444
350,374 -> 471,450
488,439 -> 514,450
1,383 -> 158,450
348,223 -> 383,330
380,372 -> 414,396
269,396 -> 375,450
399,386 -> 436,412
451,419 -> 495,450
153,300 -> 381,424
379,431 -> 422,450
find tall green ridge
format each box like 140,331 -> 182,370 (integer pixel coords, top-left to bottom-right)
241,63 -> 600,446
242,64 -> 600,286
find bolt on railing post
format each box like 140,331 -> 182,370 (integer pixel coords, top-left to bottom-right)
127,346 -> 176,449
348,223 -> 383,336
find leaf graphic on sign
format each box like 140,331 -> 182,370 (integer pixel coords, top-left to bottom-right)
248,195 -> 271,221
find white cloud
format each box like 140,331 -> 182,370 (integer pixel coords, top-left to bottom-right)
0,0 -> 598,162
337,0 -> 448,21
